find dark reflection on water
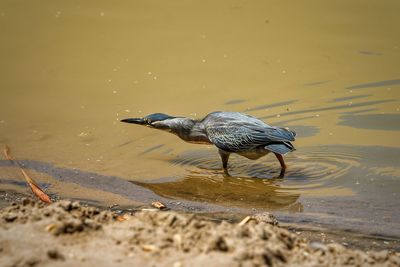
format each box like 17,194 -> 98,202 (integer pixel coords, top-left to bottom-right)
0,179 -> 26,187
341,108 -> 377,115
116,132 -> 158,149
303,80 -> 331,87
273,115 -> 316,125
359,51 -> 383,56
225,99 -> 246,105
339,113 -> 400,131
259,100 -> 393,120
331,94 -> 370,102
116,139 -> 137,148
140,144 -> 165,155
346,79 -> 400,90
162,148 -> 174,154
245,100 -> 297,112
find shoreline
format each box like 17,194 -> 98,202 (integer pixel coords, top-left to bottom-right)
0,198 -> 399,266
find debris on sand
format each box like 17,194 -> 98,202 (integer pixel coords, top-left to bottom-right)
238,212 -> 279,226
151,201 -> 167,210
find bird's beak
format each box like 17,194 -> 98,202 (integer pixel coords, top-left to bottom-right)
120,118 -> 146,125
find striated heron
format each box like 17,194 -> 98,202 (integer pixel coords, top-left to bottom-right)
121,111 -> 296,177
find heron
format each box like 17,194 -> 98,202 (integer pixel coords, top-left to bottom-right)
121,111 -> 296,177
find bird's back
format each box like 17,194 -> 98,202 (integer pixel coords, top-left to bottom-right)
202,111 -> 270,128
201,111 -> 296,154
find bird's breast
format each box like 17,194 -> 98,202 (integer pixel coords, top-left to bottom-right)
237,148 -> 270,160
186,139 -> 213,145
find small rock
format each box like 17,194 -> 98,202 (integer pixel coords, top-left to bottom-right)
310,242 -> 327,251
47,249 -> 65,261
22,198 -> 32,206
4,213 -> 18,222
209,236 -> 229,252
251,212 -> 279,226
151,201 -> 167,210
141,244 -> 158,252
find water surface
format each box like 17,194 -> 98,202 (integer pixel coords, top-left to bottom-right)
0,0 -> 399,241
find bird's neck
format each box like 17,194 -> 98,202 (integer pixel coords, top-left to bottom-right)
170,118 -> 210,144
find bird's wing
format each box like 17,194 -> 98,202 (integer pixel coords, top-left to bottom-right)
206,121 -> 295,152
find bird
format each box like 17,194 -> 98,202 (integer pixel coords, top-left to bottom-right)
121,111 -> 296,177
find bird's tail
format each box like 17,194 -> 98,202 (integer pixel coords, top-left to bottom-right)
264,141 -> 295,155
278,127 -> 297,140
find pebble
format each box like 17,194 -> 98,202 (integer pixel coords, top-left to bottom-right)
47,249 -> 65,261
310,242 -> 328,251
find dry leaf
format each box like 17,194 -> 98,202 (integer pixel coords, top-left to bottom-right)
4,146 -> 52,204
116,216 -> 126,222
116,214 -> 130,222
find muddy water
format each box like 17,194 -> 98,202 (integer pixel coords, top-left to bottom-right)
1,1 -> 400,240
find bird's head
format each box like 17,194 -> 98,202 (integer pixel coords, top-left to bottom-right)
121,113 -> 177,129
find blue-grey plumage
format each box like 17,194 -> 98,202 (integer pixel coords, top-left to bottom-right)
121,111 -> 296,176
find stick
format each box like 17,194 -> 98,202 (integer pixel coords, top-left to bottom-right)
4,146 -> 52,203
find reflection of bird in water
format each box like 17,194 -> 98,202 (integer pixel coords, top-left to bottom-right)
121,111 -> 296,177
132,173 -> 302,211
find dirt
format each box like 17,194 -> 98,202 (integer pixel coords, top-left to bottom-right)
0,199 -> 399,267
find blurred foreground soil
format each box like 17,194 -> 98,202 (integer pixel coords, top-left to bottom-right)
0,199 -> 399,267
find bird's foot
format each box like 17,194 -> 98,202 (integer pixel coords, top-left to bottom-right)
278,167 -> 286,178
223,168 -> 231,177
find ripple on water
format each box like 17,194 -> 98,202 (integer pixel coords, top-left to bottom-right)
165,147 -> 360,198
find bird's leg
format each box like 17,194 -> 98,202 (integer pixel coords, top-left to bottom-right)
274,153 -> 286,178
218,149 -> 230,173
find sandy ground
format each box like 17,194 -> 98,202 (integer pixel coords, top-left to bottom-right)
0,199 -> 399,267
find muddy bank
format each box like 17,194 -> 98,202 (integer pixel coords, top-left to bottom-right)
0,199 -> 399,267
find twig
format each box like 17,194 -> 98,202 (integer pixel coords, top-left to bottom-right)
4,146 -> 52,203
238,216 -> 251,226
